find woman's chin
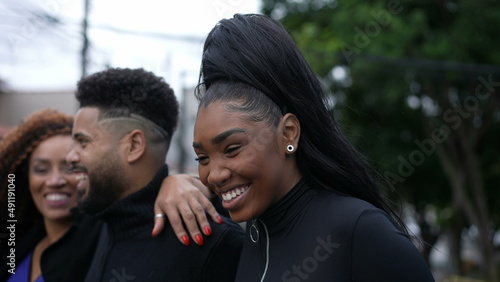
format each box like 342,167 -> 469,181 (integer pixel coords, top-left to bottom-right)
228,211 -> 253,223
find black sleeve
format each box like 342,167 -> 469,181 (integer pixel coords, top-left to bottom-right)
351,209 -> 435,282
202,224 -> 244,282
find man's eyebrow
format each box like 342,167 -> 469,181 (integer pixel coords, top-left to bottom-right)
192,128 -> 247,149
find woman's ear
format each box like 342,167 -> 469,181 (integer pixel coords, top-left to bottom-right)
123,129 -> 147,163
281,113 -> 300,154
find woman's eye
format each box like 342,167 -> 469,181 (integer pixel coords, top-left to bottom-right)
195,156 -> 208,164
225,145 -> 241,155
33,167 -> 49,174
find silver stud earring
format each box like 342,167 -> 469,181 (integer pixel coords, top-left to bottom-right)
286,145 -> 295,152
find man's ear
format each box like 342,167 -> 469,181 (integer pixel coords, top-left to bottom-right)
123,129 -> 147,163
281,113 -> 300,154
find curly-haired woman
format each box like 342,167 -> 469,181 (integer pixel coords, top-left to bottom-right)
0,109 -> 99,282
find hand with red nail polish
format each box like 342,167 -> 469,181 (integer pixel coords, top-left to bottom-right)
204,226 -> 212,236
181,235 -> 190,246
154,174 -> 222,246
195,234 -> 204,246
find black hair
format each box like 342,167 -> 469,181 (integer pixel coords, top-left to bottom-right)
197,14 -> 408,234
76,68 -> 179,141
198,81 -> 282,129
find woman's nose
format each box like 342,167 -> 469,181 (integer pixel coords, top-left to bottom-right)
46,170 -> 67,187
207,162 -> 232,188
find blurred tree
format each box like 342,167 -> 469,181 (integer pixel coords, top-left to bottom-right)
262,0 -> 500,280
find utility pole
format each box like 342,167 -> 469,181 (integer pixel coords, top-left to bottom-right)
176,71 -> 188,173
81,0 -> 90,77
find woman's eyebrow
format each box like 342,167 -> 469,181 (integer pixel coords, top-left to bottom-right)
211,128 -> 247,145
193,128 -> 247,149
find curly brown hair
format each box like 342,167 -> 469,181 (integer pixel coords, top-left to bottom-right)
0,109 -> 73,250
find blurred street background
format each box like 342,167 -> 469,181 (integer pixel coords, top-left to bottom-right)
1,1 -> 499,281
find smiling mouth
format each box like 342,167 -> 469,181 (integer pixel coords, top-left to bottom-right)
221,185 -> 249,202
45,193 -> 70,201
75,173 -> 88,181
72,164 -> 88,181
74,169 -> 89,193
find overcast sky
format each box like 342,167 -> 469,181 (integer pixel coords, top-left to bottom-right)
0,0 -> 261,95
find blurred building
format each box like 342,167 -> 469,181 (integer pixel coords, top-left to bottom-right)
167,85 -> 199,174
0,90 -> 78,126
0,90 -> 77,137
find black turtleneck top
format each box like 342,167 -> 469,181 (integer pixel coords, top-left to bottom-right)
84,165 -> 245,282
235,179 -> 435,282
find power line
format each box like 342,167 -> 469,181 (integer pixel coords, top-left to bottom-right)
50,15 -> 205,43
81,0 -> 90,77
87,24 -> 205,43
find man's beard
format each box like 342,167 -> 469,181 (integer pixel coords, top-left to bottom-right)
78,152 -> 128,215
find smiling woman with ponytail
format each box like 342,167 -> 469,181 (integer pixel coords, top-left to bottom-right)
191,13 -> 435,282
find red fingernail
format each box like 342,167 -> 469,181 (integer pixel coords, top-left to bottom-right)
181,235 -> 190,246
204,226 -> 212,236
195,234 -> 204,245
217,216 -> 223,224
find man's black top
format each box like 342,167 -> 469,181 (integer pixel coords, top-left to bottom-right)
84,165 -> 244,282
236,178 -> 435,282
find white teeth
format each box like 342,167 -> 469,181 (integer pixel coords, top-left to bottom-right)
221,186 -> 249,202
46,193 -> 69,201
75,174 -> 88,181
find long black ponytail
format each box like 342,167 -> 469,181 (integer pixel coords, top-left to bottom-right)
197,13 -> 408,235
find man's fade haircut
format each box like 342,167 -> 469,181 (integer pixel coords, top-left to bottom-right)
75,68 -> 179,146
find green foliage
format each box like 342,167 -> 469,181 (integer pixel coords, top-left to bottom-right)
262,0 -> 500,227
